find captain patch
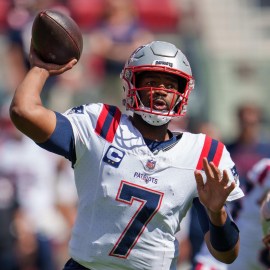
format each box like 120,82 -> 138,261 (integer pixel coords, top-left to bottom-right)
103,146 -> 125,168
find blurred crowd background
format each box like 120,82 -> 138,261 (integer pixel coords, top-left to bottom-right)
0,0 -> 270,270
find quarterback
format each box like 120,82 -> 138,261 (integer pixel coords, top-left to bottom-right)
10,41 -> 244,270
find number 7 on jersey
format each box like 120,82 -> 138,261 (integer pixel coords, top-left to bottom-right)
109,180 -> 164,258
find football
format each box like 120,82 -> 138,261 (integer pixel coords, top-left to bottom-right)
31,9 -> 83,65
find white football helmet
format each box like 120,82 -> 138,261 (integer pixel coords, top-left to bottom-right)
121,41 -> 195,126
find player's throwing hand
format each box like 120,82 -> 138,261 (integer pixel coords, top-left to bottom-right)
29,41 -> 77,76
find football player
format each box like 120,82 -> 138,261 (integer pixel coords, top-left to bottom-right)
10,40 -> 244,270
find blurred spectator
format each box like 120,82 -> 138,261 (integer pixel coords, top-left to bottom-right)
134,0 -> 181,33
225,103 -> 270,241
5,0 -> 69,104
88,0 -> 154,107
66,0 -> 105,32
227,103 -> 270,195
0,171 -> 19,270
0,102 -> 77,270
260,190 -> 270,251
228,158 -> 270,269
0,0 -> 11,33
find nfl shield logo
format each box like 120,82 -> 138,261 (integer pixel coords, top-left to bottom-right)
146,159 -> 156,170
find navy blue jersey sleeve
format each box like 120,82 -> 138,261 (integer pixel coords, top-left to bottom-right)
37,112 -> 76,165
193,197 -> 238,239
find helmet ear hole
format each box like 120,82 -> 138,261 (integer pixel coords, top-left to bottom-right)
178,77 -> 188,94
134,72 -> 144,88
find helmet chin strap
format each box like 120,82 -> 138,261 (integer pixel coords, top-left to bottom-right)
133,93 -> 182,126
135,108 -> 173,126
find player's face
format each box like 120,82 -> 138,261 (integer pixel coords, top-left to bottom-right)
136,72 -> 180,111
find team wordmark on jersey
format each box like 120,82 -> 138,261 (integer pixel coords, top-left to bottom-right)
103,146 -> 125,168
133,172 -> 158,184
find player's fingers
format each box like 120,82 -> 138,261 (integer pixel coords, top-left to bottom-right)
48,60 -> 77,75
57,60 -> 77,72
67,59 -> 78,69
221,170 -> 230,186
29,39 -> 77,75
209,161 -> 222,181
202,158 -> 214,178
224,176 -> 236,194
70,58 -> 78,66
194,170 -> 204,190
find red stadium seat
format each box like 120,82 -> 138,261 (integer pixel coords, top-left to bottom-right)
0,0 -> 11,32
135,0 -> 180,33
67,0 -> 105,32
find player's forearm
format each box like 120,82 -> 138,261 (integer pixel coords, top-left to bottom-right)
205,208 -> 240,264
207,207 -> 227,226
10,66 -> 56,143
205,232 -> 239,264
11,66 -> 48,109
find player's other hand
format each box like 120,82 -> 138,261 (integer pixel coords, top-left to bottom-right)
194,157 -> 236,214
29,40 -> 77,76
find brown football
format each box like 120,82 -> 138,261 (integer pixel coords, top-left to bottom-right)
31,10 -> 83,65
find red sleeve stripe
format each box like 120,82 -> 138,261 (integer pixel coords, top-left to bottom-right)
196,136 -> 212,170
95,104 -> 121,143
196,136 -> 224,170
212,141 -> 224,167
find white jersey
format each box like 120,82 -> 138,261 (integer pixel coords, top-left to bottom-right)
228,158 -> 270,270
0,135 -> 74,240
63,103 -> 244,270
